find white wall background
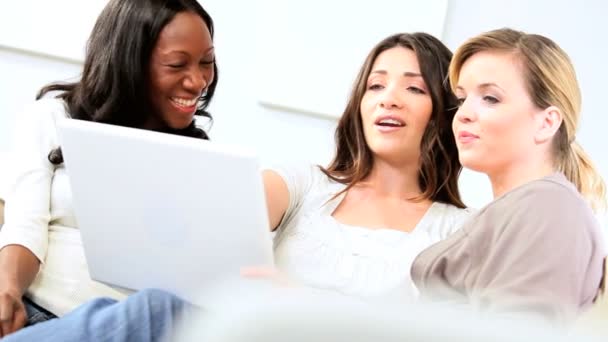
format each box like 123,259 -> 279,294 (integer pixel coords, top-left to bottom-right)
256,0 -> 448,118
1,0 -> 607,222
0,0 -> 106,62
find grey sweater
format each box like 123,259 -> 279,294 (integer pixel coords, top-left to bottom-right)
411,173 -> 606,323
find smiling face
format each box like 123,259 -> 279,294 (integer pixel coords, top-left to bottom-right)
452,50 -> 545,175
147,11 -> 215,130
360,47 -> 433,165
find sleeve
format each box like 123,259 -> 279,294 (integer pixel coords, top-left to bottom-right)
264,162 -> 317,232
0,100 -> 60,262
469,183 -> 605,323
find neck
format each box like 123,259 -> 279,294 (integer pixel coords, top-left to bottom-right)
360,158 -> 422,199
143,117 -> 162,131
488,157 -> 555,198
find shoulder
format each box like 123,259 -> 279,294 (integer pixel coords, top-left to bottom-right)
16,97 -> 69,132
432,203 -> 474,223
477,173 -> 600,243
424,202 -> 475,238
489,173 -> 590,217
12,97 -> 70,148
25,97 -> 69,119
266,162 -> 338,192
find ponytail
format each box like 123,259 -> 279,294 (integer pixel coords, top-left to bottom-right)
558,141 -> 607,212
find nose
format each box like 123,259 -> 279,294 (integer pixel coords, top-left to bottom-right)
379,85 -> 403,109
454,98 -> 475,123
183,65 -> 210,95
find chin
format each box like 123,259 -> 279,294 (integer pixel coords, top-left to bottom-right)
168,119 -> 194,131
459,156 -> 489,174
460,148 -> 496,172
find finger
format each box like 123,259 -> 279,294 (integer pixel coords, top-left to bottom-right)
240,266 -> 278,277
240,267 -> 295,288
10,303 -> 27,335
1,312 -> 15,336
0,297 -> 15,338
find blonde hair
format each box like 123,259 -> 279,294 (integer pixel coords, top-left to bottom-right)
449,28 -> 606,211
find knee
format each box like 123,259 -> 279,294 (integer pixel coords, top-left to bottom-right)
135,288 -> 184,311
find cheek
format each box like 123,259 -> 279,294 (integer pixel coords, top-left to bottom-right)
411,99 -> 433,133
479,111 -> 526,153
148,66 -> 164,93
206,68 -> 215,87
148,79 -> 169,106
147,84 -> 164,114
359,94 -> 375,125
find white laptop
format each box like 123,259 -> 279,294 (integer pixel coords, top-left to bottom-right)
57,118 -> 274,306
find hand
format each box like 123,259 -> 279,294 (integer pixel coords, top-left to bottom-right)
0,287 -> 27,338
240,266 -> 297,287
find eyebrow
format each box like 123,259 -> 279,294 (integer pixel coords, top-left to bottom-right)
456,82 -> 505,93
163,46 -> 215,56
370,70 -> 422,78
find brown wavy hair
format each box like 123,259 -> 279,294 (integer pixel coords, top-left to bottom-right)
321,33 -> 465,208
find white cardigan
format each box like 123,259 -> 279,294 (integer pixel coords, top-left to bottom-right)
0,98 -> 128,316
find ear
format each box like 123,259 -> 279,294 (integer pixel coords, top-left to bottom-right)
534,106 -> 562,144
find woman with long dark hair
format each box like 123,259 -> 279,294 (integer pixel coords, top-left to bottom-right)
0,0 -> 218,337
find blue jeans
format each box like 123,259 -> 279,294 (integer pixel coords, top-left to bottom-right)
23,296 -> 57,326
5,289 -> 193,342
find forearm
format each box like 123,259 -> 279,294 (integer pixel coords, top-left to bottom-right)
0,245 -> 40,295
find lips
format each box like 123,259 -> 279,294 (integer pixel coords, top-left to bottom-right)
170,96 -> 198,114
374,115 -> 406,127
170,97 -> 198,107
457,130 -> 479,143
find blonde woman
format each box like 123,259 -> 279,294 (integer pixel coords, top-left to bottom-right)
412,28 -> 606,324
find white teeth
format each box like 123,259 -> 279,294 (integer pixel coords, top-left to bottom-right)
171,97 -> 198,107
378,118 -> 404,126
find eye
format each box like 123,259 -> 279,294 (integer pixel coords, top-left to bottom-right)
200,59 -> 215,66
407,86 -> 426,94
368,84 -> 384,91
166,63 -> 186,69
483,95 -> 499,104
456,97 -> 465,107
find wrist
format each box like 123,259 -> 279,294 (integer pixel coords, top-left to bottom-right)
0,280 -> 24,298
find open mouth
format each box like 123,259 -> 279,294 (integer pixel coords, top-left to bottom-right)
170,97 -> 198,108
375,117 -> 405,128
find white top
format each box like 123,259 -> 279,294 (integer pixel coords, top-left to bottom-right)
272,164 -> 473,301
0,98 -> 129,316
0,97 -> 472,315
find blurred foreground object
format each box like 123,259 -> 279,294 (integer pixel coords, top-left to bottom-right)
173,280 -> 606,342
